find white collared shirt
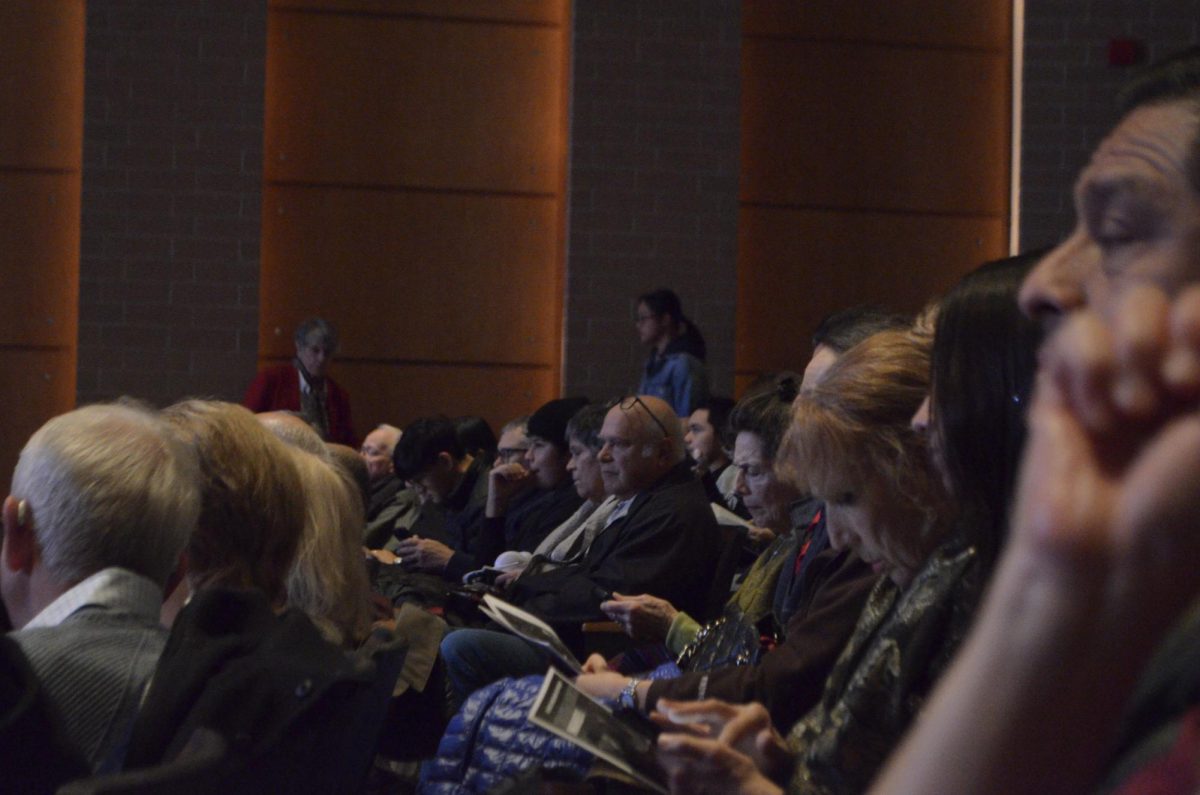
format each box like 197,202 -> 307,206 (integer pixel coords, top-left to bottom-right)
23,567 -> 163,630
604,496 -> 637,528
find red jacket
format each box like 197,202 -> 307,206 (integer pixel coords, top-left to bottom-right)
243,364 -> 356,447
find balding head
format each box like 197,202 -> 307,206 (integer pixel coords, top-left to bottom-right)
360,424 -> 401,482
257,411 -> 329,460
596,395 -> 686,500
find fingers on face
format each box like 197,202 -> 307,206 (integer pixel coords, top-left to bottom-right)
1113,286 -> 1170,418
1046,311 -> 1118,432
1163,285 -> 1200,396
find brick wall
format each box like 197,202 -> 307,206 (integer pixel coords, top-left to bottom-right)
79,1 -> 266,407
1020,0 -> 1200,249
563,0 -> 741,404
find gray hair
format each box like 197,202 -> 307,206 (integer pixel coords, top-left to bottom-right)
10,403 -> 201,589
259,412 -> 331,461
294,317 -> 339,353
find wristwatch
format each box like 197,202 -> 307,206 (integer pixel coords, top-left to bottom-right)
619,677 -> 642,711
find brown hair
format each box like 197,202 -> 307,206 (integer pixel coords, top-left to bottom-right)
163,400 -> 304,605
780,327 -> 949,572
285,449 -> 373,647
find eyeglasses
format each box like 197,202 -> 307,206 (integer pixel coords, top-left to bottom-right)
619,396 -> 669,439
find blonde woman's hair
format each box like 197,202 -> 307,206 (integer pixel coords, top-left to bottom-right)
163,400 -> 304,605
285,449 -> 373,647
781,327 -> 949,573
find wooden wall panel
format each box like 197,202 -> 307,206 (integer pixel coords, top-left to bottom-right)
744,1 -> 1009,49
262,2 -> 569,436
0,172 -> 80,347
735,0 -> 1012,388
265,11 -> 565,193
0,349 -> 78,479
0,3 -> 84,170
741,40 -> 1010,214
332,361 -> 558,431
737,207 -> 1006,374
0,1 -> 82,481
271,0 -> 564,25
260,187 -> 560,364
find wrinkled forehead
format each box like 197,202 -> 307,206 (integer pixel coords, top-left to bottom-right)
1082,102 -> 1200,195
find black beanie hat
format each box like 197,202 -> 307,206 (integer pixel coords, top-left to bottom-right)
525,397 -> 590,452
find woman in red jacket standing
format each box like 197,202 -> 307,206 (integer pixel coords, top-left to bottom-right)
243,317 -> 356,446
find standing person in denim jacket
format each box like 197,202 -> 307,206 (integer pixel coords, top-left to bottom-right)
636,288 -> 710,417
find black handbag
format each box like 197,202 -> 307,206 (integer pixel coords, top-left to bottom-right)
675,604 -> 776,673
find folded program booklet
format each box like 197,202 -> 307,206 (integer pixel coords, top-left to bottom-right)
479,593 -> 582,674
528,667 -> 668,794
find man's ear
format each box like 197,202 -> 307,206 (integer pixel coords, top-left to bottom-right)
2,496 -> 37,574
436,451 -> 455,471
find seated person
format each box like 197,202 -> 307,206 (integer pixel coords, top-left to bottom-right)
475,398 -> 588,561
870,49 -> 1200,795
125,400 -> 384,780
359,424 -> 422,550
387,415 -> 490,556
491,403 -> 619,583
287,447 -> 376,650
655,256 -> 1040,795
579,373 -> 876,729
2,403 -> 200,771
494,416 -> 531,466
685,397 -> 739,511
454,416 -> 498,469
393,400 -> 587,582
244,317 -> 355,445
440,394 -> 724,702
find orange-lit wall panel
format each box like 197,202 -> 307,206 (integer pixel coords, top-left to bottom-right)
736,0 -> 1012,383
262,2 -> 569,433
737,207 -> 1006,375
0,1 -> 83,480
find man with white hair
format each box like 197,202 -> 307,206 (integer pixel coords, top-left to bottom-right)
1,403 -> 200,770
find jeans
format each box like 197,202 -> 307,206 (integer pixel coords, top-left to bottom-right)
440,628 -> 551,708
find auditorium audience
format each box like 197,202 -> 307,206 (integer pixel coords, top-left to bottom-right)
654,256 -> 1040,794
440,394 -> 724,702
637,288 -> 710,417
1,403 -> 199,771
244,317 -> 356,445
16,39 -> 1200,795
582,373 -> 875,727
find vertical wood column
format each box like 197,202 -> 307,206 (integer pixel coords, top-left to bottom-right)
262,0 -> 571,433
0,1 -> 84,479
736,1 -> 1013,388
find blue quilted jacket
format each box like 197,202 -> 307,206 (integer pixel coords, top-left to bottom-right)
419,675 -> 594,794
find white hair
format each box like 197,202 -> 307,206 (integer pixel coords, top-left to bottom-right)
10,402 -> 201,588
